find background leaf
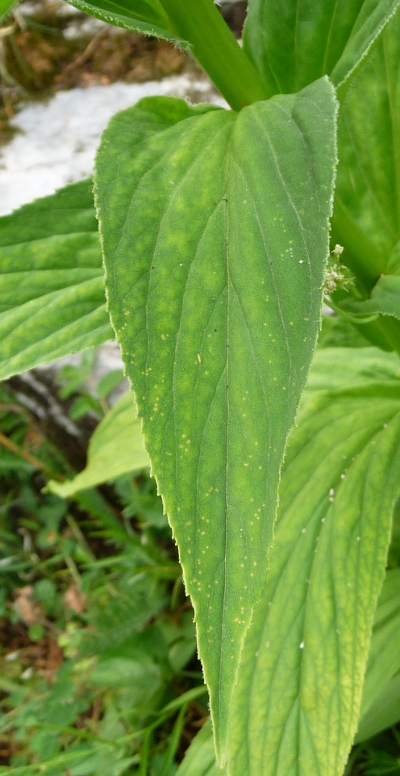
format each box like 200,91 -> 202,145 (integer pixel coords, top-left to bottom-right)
229,377 -> 400,775
0,179 -> 113,380
356,569 -> 400,742
332,8 -> 400,286
48,393 -> 149,497
340,277 -> 400,321
243,0 -> 400,95
176,720 -> 223,776
96,84 -> 337,763
305,346 -> 400,397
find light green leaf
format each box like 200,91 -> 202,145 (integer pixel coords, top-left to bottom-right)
229,382 -> 400,775
65,0 -> 185,43
48,393 -> 149,498
176,720 -> 223,776
96,83 -> 337,763
243,0 -> 400,95
332,9 -> 400,282
355,569 -> 400,741
0,179 -> 113,381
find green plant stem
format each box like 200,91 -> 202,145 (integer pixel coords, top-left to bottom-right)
160,0 -> 270,110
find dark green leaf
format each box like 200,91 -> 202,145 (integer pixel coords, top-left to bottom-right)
96,84 -> 337,763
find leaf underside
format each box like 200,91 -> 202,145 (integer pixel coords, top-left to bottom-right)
0,179 -> 113,381
244,0 -> 400,94
96,81 -> 337,762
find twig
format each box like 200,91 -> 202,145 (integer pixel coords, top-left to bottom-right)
63,27 -> 108,73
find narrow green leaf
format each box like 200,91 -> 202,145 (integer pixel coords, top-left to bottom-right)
47,393 -> 149,498
176,720 -> 223,776
229,382 -> 400,775
96,83 -> 337,762
65,0 -> 184,43
332,9 -> 400,285
243,0 -> 400,95
0,179 -> 113,380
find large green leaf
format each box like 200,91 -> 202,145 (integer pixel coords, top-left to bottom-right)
47,393 -> 149,498
96,83 -> 337,762
0,179 -> 113,381
332,9 -> 400,284
243,0 -> 400,95
229,382 -> 400,775
65,0 -> 183,43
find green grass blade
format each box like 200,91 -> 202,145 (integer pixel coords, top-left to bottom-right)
96,82 -> 337,764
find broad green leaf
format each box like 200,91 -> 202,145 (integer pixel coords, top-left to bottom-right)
243,0 -> 400,95
48,393 -> 149,498
355,569 -> 400,741
0,179 -> 113,380
66,0 -> 184,43
176,720 -> 223,776
96,83 -> 337,762
229,382 -> 400,775
332,9 -> 400,282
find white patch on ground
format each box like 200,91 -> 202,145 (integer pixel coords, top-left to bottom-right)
0,74 -> 224,216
